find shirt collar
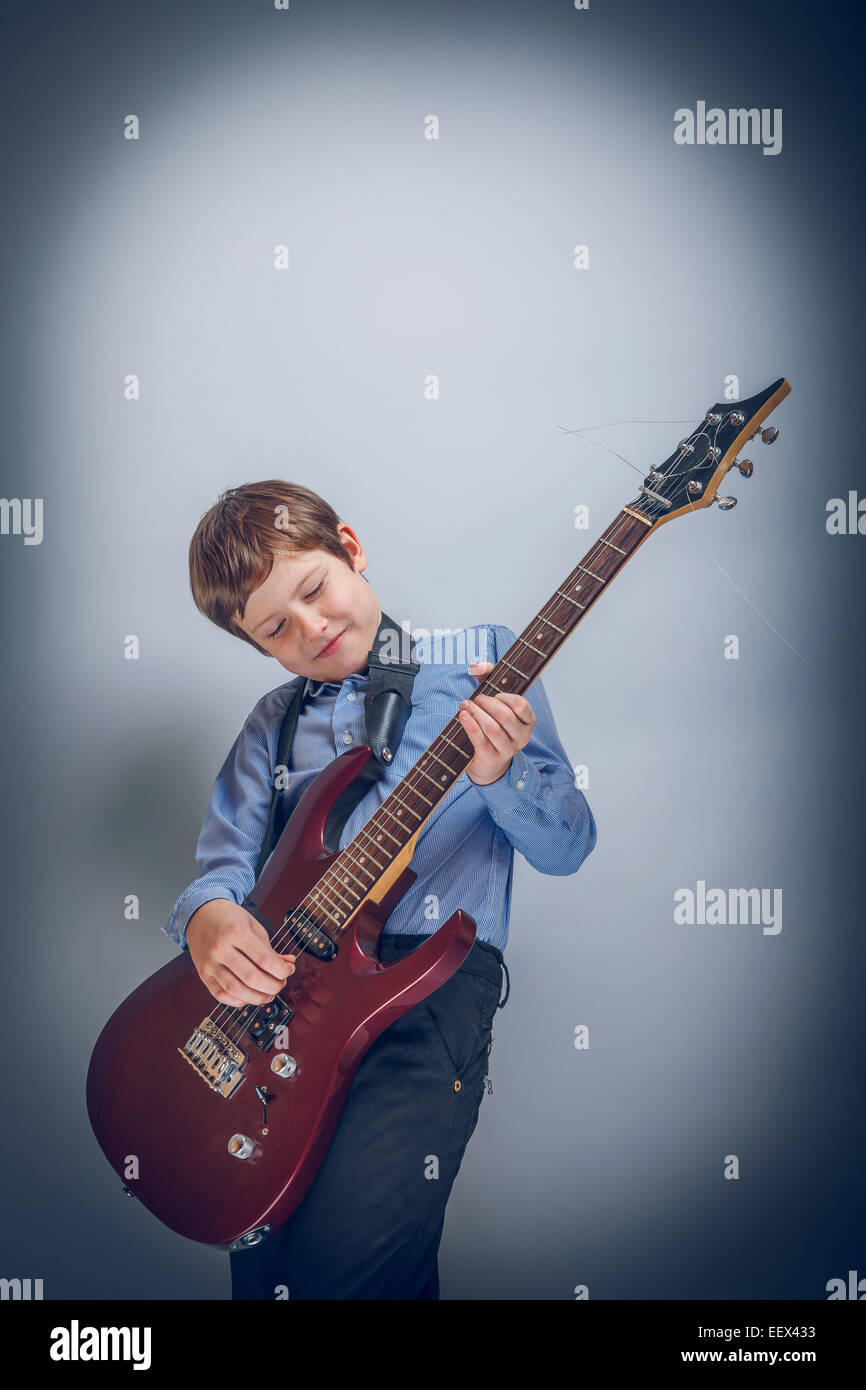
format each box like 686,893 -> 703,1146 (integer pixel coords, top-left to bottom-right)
302,672 -> 370,701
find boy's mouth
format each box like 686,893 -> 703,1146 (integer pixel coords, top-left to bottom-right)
315,628 -> 347,660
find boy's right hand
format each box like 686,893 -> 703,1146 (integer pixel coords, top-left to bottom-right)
185,898 -> 297,1008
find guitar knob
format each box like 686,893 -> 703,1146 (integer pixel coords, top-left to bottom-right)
716,496 -> 738,510
271,1053 -> 298,1078
761,426 -> 779,444
736,459 -> 754,477
228,1134 -> 256,1160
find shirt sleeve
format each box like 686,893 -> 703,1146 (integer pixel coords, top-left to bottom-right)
468,623 -> 597,876
162,703 -> 274,952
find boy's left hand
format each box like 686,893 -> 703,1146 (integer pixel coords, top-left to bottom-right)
459,661 -> 536,786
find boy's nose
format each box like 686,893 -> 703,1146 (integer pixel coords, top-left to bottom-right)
295,609 -> 326,642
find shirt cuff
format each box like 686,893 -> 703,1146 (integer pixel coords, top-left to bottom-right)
163,888 -> 240,953
468,748 -> 540,818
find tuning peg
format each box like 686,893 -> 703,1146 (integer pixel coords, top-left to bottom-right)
716,495 -> 738,510
760,426 -> 779,444
736,459 -> 754,477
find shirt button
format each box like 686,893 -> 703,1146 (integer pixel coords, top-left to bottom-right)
342,730 -> 352,745
516,778 -> 525,791
347,692 -> 356,701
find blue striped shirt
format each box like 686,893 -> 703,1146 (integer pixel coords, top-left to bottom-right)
163,623 -> 597,955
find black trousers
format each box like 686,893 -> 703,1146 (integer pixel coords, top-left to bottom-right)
229,932 -> 509,1300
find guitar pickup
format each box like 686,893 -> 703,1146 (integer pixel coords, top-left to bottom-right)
243,901 -> 338,962
283,909 -> 338,961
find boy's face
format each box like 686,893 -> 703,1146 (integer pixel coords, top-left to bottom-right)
238,523 -> 382,680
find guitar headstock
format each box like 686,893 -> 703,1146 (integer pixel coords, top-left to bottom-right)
628,378 -> 792,526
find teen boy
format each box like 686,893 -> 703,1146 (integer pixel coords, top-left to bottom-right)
164,480 -> 597,1300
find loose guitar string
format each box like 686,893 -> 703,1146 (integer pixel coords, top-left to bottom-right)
601,421 -> 853,704
556,418 -> 699,477
207,420 -> 722,1043
570,415 -> 838,697
683,493 -> 855,709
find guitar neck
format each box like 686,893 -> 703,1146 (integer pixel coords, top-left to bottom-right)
304,504 -> 656,937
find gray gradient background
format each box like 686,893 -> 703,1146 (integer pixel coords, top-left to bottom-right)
2,0 -> 864,1300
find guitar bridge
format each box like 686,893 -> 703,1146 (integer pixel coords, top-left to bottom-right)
178,1018 -> 246,1097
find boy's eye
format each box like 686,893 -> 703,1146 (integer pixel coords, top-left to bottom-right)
267,579 -> 325,640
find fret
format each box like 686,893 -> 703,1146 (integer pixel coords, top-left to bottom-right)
440,730 -> 471,757
499,656 -> 530,681
342,856 -> 376,886
353,841 -> 387,872
426,747 -> 461,778
307,893 -> 345,930
518,636 -> 548,660
333,880 -> 365,912
576,563 -> 605,584
394,781 -> 432,810
368,820 -> 403,849
331,859 -> 369,893
344,840 -> 386,875
537,615 -> 566,635
388,801 -> 423,828
599,536 -> 627,556
322,877 -> 361,915
556,587 -> 586,610
338,848 -> 378,884
414,763 -> 445,791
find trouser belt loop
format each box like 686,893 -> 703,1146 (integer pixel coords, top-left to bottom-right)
498,959 -> 510,1010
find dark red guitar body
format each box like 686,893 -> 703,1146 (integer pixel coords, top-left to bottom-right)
86,745 -> 476,1250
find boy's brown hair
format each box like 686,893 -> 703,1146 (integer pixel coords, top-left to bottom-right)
189,480 -> 355,654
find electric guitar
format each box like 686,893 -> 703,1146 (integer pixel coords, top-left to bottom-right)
87,377 -> 791,1250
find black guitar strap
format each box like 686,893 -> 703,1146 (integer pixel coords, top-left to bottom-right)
253,610 -> 420,878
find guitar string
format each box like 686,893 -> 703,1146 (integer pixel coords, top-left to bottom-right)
557,418 -> 700,477
684,493 -> 855,709
206,427 -> 719,1047
203,508 -> 642,1045
259,417 -> 729,970
207,419 -> 726,1047
206,416 -> 728,1046
204,502 -> 660,1045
